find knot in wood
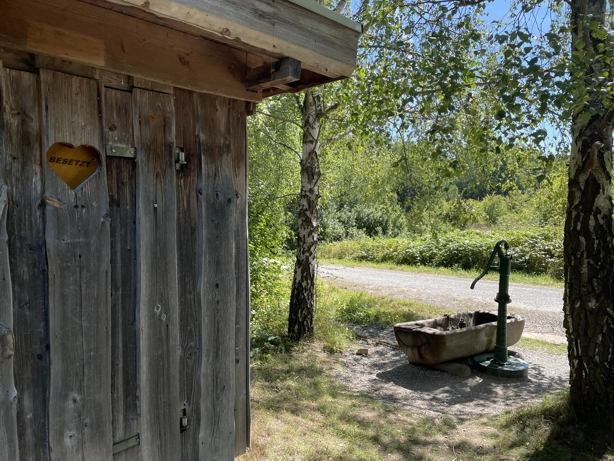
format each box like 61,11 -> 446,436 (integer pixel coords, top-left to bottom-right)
0,322 -> 15,363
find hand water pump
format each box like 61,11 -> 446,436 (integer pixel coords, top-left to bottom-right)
470,240 -> 529,378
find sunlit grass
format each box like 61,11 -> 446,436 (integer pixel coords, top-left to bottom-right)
516,336 -> 568,355
314,283 -> 450,352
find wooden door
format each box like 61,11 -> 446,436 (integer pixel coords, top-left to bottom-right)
0,64 -> 249,460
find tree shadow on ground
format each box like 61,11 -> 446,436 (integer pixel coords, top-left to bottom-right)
501,402 -> 614,461
249,345 -> 461,460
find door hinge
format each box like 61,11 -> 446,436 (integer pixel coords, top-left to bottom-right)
112,434 -> 140,455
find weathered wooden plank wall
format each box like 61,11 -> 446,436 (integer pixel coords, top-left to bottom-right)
232,99 -> 250,456
0,60 -> 250,460
2,66 -> 50,461
174,88 -> 202,461
41,69 -> 113,461
199,93 -> 237,460
104,88 -> 140,461
0,61 -> 20,459
134,88 -> 181,460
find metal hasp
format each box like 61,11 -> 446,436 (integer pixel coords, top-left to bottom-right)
470,240 -> 529,378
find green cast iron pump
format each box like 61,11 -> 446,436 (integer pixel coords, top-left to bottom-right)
470,240 -> 529,378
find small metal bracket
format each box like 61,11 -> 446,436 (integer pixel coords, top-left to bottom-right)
175,147 -> 187,171
180,407 -> 188,432
106,145 -> 136,159
112,434 -> 140,455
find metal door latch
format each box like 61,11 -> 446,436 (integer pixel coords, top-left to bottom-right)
180,407 -> 188,432
175,147 -> 187,171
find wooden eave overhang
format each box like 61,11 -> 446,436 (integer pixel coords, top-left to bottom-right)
0,0 -> 362,102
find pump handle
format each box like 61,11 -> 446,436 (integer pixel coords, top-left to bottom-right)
470,240 -> 509,289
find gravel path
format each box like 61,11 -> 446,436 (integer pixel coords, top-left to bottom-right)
319,264 -> 566,339
320,264 -> 570,419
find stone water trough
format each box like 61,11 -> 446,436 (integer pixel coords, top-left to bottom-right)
394,311 -> 525,365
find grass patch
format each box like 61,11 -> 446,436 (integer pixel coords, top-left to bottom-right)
318,283 -> 448,326
314,283 -> 450,352
241,343 -> 614,461
516,336 -> 568,355
320,258 -> 563,288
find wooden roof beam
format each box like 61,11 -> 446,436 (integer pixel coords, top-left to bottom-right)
87,0 -> 362,79
0,0 -> 263,102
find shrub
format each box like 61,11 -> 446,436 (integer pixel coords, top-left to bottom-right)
320,227 -> 564,279
480,194 -> 508,225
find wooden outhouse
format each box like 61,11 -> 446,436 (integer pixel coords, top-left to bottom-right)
0,1 -> 361,459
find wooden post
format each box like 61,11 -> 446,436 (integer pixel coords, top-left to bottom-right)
174,88 -> 202,461
0,184 -> 20,461
104,88 -> 140,461
231,99 -> 250,455
134,88 -> 181,461
198,94 -> 237,460
2,66 -> 49,461
0,60 -> 20,461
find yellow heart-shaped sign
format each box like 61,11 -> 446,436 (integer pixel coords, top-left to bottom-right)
46,143 -> 101,191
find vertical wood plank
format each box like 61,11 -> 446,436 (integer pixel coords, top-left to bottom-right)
41,69 -> 112,461
198,93 -> 236,460
174,88 -> 202,461
2,66 -> 49,461
133,88 -> 180,461
103,88 -> 140,461
0,186 -> 19,461
231,99 -> 249,456
0,62 -> 20,459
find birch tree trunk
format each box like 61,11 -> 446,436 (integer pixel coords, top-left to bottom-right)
288,89 -> 323,341
564,0 -> 614,419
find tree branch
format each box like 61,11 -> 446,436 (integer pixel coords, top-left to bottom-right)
323,102 -> 342,117
334,0 -> 348,13
261,124 -> 302,160
256,110 -> 303,130
321,127 -> 352,147
293,93 -> 304,116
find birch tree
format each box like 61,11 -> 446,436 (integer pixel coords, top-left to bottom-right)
563,0 -> 614,420
287,90 -> 324,341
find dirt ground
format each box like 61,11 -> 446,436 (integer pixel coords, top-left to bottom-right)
333,325 -> 569,421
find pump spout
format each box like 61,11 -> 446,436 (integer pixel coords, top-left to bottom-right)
470,240 -> 509,289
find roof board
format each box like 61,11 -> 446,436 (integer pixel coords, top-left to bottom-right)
94,0 -> 362,79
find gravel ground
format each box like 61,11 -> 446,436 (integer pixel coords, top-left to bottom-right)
334,328 -> 569,421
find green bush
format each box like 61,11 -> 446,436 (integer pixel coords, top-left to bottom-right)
319,204 -> 407,241
480,194 -> 508,225
320,227 -> 564,279
249,256 -> 292,337
443,198 -> 483,229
